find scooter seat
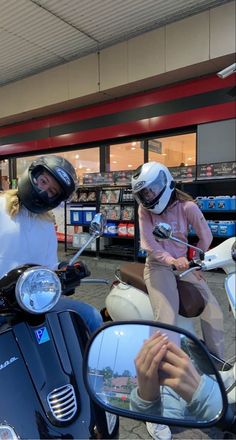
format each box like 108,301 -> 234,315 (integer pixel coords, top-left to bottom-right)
119,262 -> 148,293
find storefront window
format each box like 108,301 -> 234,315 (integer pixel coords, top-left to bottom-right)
0,160 -> 10,191
148,133 -> 196,167
109,141 -> 144,171
16,147 -> 100,184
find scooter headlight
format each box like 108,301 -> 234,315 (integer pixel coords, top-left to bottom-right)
15,266 -> 61,314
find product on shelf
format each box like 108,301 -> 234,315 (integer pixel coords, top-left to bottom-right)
121,206 -> 134,221
127,223 -> 134,237
87,191 -> 96,202
100,204 -> 121,220
100,189 -> 121,204
196,195 -> 236,211
103,222 -> 118,236
118,223 -> 128,236
121,188 -> 134,202
77,190 -> 88,202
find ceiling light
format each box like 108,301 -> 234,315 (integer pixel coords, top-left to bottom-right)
75,154 -> 80,159
131,147 -> 136,150
217,63 -> 236,79
128,164 -> 133,168
132,142 -> 136,146
112,161 -> 117,164
86,168 -> 91,171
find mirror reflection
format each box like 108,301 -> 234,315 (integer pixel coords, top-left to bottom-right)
87,324 -> 223,424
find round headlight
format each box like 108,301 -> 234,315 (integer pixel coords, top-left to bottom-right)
15,266 -> 61,314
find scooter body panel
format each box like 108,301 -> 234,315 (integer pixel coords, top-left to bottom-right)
0,311 -> 92,439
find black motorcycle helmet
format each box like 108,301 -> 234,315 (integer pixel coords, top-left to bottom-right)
18,155 -> 77,213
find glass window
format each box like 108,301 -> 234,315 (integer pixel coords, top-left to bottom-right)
0,159 -> 10,191
109,141 -> 144,172
16,147 -> 100,184
148,133 -> 196,167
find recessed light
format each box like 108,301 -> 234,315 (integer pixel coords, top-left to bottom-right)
128,164 -> 133,168
75,154 -> 80,159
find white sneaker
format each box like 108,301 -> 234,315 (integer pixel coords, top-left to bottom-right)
146,422 -> 172,440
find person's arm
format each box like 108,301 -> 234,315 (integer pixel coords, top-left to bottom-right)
186,374 -> 223,421
159,341 -> 222,420
130,387 -> 162,416
139,206 -> 176,265
186,202 -> 213,252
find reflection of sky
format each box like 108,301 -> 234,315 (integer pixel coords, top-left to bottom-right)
88,324 -> 159,376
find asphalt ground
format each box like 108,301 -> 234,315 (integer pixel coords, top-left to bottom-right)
59,246 -> 236,440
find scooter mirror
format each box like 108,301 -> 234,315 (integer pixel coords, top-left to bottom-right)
153,222 -> 172,240
89,213 -> 106,237
84,322 -> 228,429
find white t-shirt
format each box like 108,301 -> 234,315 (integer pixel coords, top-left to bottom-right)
0,195 -> 58,279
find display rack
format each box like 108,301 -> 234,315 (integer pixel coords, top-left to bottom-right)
64,178 -> 235,261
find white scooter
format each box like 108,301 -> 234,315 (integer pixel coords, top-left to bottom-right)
103,223 -> 236,403
104,223 -> 235,356
105,223 -> 235,324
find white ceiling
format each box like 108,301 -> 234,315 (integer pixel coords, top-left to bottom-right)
0,0 -> 232,87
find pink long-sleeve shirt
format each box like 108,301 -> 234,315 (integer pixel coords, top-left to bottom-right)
139,200 -> 213,265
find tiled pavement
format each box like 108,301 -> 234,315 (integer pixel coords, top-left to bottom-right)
59,246 -> 236,439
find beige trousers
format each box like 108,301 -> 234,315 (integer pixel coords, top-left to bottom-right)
144,258 -> 224,358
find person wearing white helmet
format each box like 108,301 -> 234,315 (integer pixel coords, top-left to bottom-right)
0,155 -> 103,334
131,161 -> 224,440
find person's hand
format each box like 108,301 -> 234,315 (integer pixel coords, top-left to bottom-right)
170,257 -> 189,271
159,341 -> 201,402
134,331 -> 168,401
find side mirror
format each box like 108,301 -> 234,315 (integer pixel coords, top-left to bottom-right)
89,213 -> 106,237
153,222 -> 172,240
83,322 -> 230,429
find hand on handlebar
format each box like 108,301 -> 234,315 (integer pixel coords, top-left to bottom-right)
170,257 -> 189,271
57,261 -> 91,295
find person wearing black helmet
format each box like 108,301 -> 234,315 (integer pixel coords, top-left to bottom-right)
0,155 -> 103,333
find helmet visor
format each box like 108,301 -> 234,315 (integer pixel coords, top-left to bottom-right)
32,170 -> 63,199
136,170 -> 167,209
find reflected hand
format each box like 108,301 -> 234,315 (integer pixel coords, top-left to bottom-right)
159,341 -> 201,402
134,331 -> 168,401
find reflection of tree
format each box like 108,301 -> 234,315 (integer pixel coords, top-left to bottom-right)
125,377 -> 134,392
101,366 -> 113,386
122,369 -> 131,377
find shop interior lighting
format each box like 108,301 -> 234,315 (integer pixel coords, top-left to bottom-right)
217,63 -> 236,79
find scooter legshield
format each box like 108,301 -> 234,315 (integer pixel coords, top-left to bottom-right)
0,311 -> 93,439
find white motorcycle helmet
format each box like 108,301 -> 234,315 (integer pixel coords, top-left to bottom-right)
131,162 -> 175,214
